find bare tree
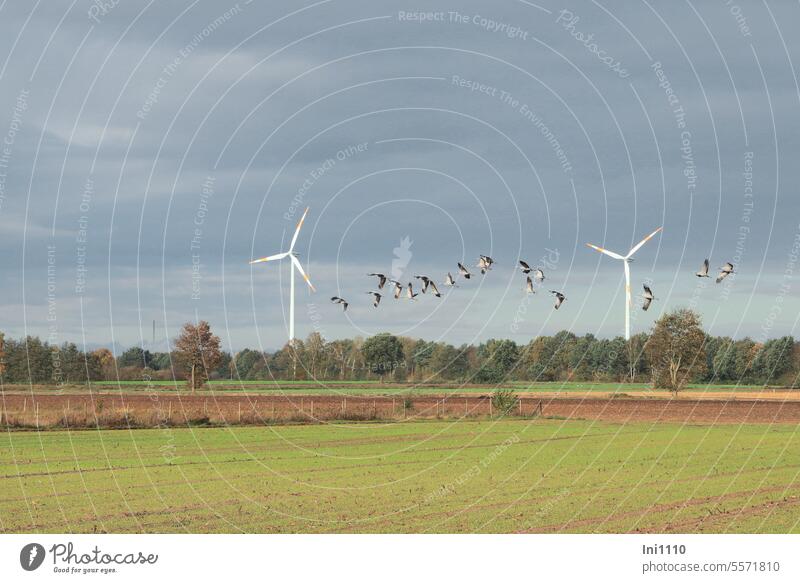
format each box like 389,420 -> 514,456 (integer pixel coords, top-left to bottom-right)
174,321 -> 222,392
328,339 -> 352,380
304,332 -> 327,379
626,333 -> 649,383
646,309 -> 707,395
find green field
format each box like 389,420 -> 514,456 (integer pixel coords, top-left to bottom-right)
2,418 -> 799,533
8,380 -> 787,397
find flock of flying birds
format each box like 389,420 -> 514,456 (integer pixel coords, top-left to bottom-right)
330,255 -> 549,312
329,256 -> 735,313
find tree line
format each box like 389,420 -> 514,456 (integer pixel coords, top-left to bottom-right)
0,310 -> 797,390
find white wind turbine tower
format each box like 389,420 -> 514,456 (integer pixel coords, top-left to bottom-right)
586,227 -> 662,340
250,207 -> 315,343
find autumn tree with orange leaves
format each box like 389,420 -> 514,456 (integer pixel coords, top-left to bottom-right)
174,321 -> 222,391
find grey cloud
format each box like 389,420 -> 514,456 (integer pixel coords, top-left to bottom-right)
1,0 -> 799,347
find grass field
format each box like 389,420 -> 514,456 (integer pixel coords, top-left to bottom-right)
2,418 -> 799,533
6,380 -> 792,397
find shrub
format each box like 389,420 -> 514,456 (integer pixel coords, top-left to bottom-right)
491,389 -> 519,415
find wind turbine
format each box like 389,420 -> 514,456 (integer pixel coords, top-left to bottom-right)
250,207 -> 315,343
586,227 -> 662,340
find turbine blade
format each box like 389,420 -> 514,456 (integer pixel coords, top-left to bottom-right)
291,255 -> 315,292
626,226 -> 662,258
289,207 -> 309,252
249,251 -> 288,264
585,243 -> 624,260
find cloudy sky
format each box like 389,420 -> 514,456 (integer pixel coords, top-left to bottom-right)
1,0 -> 798,352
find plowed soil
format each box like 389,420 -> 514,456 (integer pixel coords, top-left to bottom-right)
3,392 -> 800,426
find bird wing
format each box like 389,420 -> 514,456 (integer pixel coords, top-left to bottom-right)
290,255 -> 315,291
429,281 -> 441,296
519,260 -> 530,271
526,277 -> 534,293
250,251 -> 289,264
642,297 -> 652,311
724,262 -> 734,272
289,207 -> 309,252
643,285 -> 653,298
586,243 -> 625,260
626,227 -> 662,258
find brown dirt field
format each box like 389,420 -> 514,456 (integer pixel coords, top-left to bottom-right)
518,390 -> 800,401
3,392 -> 800,428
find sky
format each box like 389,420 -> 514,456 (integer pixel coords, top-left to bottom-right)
0,0 -> 799,353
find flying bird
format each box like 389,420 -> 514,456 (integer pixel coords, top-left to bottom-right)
368,273 -> 387,289
414,275 -> 432,293
330,296 -> 349,312
444,272 -> 457,287
696,259 -> 710,278
518,260 -> 531,274
642,285 -> 654,311
716,262 -> 734,283
550,290 -> 566,310
458,262 -> 472,279
389,279 -> 403,299
406,282 -> 418,300
533,268 -> 545,283
478,255 -> 494,274
526,276 -> 535,294
366,291 -> 382,308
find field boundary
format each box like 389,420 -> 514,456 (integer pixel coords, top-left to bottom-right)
3,393 -> 800,429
